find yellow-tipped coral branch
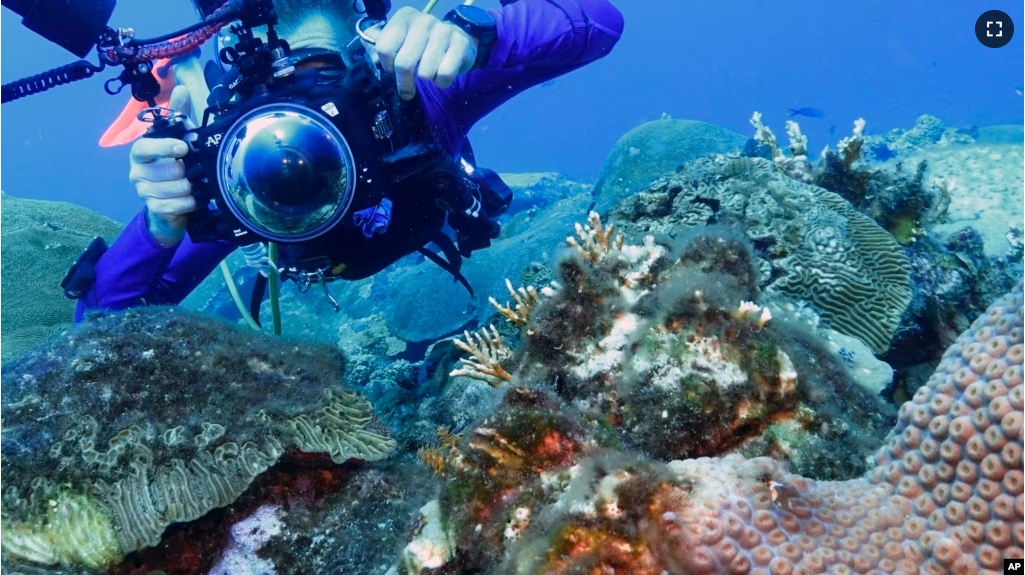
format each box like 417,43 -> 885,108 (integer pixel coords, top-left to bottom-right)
490,279 -> 543,327
566,211 -> 625,263
449,325 -> 513,386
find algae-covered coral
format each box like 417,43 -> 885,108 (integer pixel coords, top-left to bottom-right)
0,192 -> 125,363
414,229 -> 1024,574
607,153 -> 913,355
454,213 -> 894,479
1,307 -> 396,572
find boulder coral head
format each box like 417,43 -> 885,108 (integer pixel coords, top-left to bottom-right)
1,307 -> 396,572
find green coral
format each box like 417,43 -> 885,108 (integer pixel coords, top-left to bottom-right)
591,118 -> 748,215
1,490 -> 121,570
1,307 -> 396,571
0,192 -> 124,363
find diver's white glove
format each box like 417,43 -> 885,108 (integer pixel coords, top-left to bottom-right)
371,7 -> 479,100
128,85 -> 195,246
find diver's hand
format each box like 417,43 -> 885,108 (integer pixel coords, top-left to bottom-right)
374,7 -> 479,100
128,86 -> 195,246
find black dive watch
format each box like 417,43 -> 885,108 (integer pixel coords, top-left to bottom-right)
443,5 -> 498,70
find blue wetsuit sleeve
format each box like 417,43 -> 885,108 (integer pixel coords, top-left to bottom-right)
74,209 -> 236,321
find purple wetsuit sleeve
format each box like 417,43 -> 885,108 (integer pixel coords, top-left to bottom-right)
74,209 -> 236,321
424,0 -> 624,151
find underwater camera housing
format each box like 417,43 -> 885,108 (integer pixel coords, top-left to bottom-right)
144,0 -> 441,248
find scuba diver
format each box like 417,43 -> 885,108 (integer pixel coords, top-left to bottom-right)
70,0 -> 624,323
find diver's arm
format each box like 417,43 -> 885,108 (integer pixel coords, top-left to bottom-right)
442,0 -> 623,132
74,209 -> 235,321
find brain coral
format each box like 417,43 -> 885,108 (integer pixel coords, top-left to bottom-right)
0,192 -> 124,363
609,155 -> 913,354
0,307 -> 396,571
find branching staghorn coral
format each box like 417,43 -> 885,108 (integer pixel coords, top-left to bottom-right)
836,117 -> 867,168
488,278 -> 558,328
785,120 -> 808,157
750,111 -> 813,181
750,111 -> 782,162
566,210 -> 625,263
449,325 -> 514,386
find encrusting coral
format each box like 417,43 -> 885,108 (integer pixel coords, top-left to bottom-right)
1,307 -> 397,572
495,213 -> 893,472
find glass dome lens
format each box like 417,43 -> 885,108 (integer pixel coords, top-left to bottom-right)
216,103 -> 356,242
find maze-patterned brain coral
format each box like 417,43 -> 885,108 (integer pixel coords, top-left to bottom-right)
1,307 -> 396,571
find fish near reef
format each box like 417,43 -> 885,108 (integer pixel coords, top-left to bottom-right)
788,107 -> 825,118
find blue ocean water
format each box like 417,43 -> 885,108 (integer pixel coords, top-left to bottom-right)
1,2 -> 1024,574
1,0 -> 1021,222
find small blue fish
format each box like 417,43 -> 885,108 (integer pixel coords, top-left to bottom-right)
788,107 -> 825,118
1016,87 -> 1023,97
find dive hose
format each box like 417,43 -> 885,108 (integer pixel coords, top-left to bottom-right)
221,241 -> 282,336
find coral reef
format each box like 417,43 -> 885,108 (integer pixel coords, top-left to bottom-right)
743,113 -> 1022,404
404,277 -> 1023,575
0,192 -> 125,362
607,153 -> 913,354
430,214 -> 893,487
748,114 -> 950,249
523,215 -> 893,475
862,114 -> 977,161
592,117 -> 749,214
1,308 -> 396,572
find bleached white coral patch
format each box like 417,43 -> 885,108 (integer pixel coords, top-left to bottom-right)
209,505 -> 283,575
571,313 -> 640,379
641,332 -> 747,392
617,236 -> 665,303
403,499 -> 455,574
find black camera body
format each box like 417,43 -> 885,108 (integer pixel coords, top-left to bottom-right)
147,56 -> 384,245
142,12 -> 451,254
